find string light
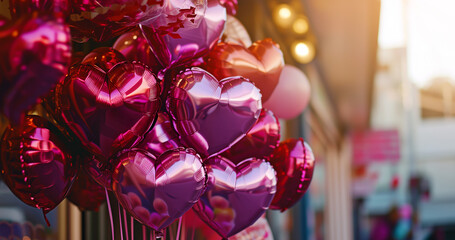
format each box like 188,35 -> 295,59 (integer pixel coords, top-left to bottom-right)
292,41 -> 316,64
274,4 -> 294,28
292,16 -> 309,34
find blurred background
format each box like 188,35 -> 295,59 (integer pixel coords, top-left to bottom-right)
1,0 -> 455,239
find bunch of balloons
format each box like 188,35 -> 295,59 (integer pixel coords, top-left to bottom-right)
0,0 -> 315,238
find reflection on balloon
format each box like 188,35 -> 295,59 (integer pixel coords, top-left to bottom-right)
194,156 -> 276,238
268,138 -> 315,211
112,148 -> 206,231
0,115 -> 77,214
167,67 -> 262,158
263,65 -> 311,119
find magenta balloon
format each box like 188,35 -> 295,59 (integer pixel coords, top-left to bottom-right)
0,116 -> 77,214
222,109 -> 280,163
112,148 -> 206,231
263,65 -> 311,119
193,156 -> 276,238
166,67 -> 262,158
138,112 -> 183,157
55,62 -> 161,159
140,0 -> 226,68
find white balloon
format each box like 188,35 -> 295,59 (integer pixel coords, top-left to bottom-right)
263,65 -> 311,119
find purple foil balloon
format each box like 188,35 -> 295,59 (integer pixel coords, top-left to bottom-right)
222,109 -> 280,163
55,62 -> 161,159
138,112 -> 183,157
166,67 -> 262,158
140,0 -> 226,68
112,148 -> 206,231
0,14 -> 71,124
0,115 -> 77,214
193,156 -> 276,238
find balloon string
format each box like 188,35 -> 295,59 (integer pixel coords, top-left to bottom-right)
131,216 -> 134,240
118,202 -> 124,240
142,225 -> 146,240
42,209 -> 50,227
150,230 -> 155,240
176,216 -> 183,240
123,208 -> 129,240
105,188 -> 115,240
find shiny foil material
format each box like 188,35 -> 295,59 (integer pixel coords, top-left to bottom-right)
112,148 -> 206,231
204,39 -> 284,102
222,109 -> 280,163
138,112 -> 182,157
0,14 -> 71,124
221,15 -> 252,47
219,0 -> 238,15
81,47 -> 127,72
67,169 -> 106,211
0,116 -> 77,213
55,61 -> 161,159
166,67 -> 262,158
140,0 -> 226,68
268,138 -> 315,211
193,156 -> 276,238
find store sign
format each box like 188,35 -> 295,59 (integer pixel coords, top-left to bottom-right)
351,129 -> 400,165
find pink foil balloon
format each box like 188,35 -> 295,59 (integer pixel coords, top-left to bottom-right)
137,112 -> 183,157
193,156 -> 276,238
222,109 -> 280,164
166,67 -> 262,158
55,61 -> 161,159
112,148 -> 206,231
263,65 -> 311,119
268,138 -> 315,211
140,0 -> 226,68
113,29 -> 163,74
0,115 -> 77,214
0,14 -> 71,124
219,0 -> 238,15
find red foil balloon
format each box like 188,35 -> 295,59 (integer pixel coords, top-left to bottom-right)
55,61 -> 161,160
112,148 -> 206,231
267,138 -> 315,211
113,29 -> 163,74
81,47 -> 127,72
193,156 -> 276,238
166,67 -> 262,158
140,0 -> 226,68
0,14 -> 71,124
0,115 -> 77,214
204,39 -> 284,102
222,109 -> 280,164
137,112 -> 182,157
67,169 -> 106,211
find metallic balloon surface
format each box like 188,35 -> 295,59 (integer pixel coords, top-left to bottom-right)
140,0 -> 226,68
67,168 -> 106,211
68,0 -> 207,42
204,38 -> 284,102
0,115 -> 77,213
193,157 -> 276,238
81,47 -> 127,72
219,0 -> 238,15
222,109 -> 280,163
0,14 -> 71,124
112,148 -> 206,231
221,15 -> 252,47
138,112 -> 182,157
268,138 -> 315,211
166,67 -> 262,158
113,29 -> 163,74
55,61 -> 161,159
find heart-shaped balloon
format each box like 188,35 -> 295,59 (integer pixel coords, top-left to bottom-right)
140,0 -> 226,68
267,138 -> 315,211
0,115 -> 77,214
222,109 -> 280,164
221,15 -> 252,47
67,168 -> 106,211
0,14 -> 71,124
113,29 -> 163,74
67,0 -> 207,42
112,148 -> 206,231
166,67 -> 261,158
55,61 -> 161,159
138,112 -> 183,157
204,39 -> 284,102
193,156 -> 276,238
